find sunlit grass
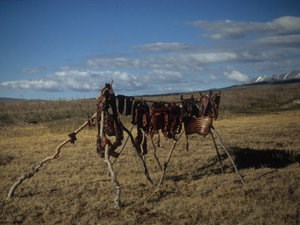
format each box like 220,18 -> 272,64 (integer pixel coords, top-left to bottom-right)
1,108 -> 299,224
0,82 -> 300,224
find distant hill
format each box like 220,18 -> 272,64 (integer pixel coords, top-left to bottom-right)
0,97 -> 27,102
1,80 -> 299,125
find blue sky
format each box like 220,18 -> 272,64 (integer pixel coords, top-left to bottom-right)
1,0 -> 300,99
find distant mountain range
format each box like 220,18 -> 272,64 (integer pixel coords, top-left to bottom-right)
248,70 -> 300,84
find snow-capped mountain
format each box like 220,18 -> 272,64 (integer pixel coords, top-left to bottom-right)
249,70 -> 300,84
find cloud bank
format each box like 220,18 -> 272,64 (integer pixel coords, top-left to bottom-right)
193,16 -> 300,40
1,16 -> 300,98
224,70 -> 249,82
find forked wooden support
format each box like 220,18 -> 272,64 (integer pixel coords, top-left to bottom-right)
7,112 -> 97,200
121,125 -> 154,185
157,130 -> 185,186
157,127 -> 245,187
211,126 -> 245,184
99,109 -> 121,208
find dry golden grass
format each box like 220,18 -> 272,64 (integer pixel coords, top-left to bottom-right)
1,82 -> 300,224
0,108 -> 299,225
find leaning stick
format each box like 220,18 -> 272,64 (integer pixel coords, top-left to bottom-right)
111,124 -> 134,165
140,129 -> 146,160
149,135 -> 163,171
157,130 -> 185,186
7,112 -> 97,200
122,124 -> 153,185
211,126 -> 245,184
210,131 -> 224,174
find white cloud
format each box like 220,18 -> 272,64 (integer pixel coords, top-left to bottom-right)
22,66 -> 50,74
2,16 -> 300,98
269,16 -> 300,34
1,80 -> 61,91
210,75 -> 217,80
144,70 -> 183,82
134,42 -> 189,51
86,51 -> 237,72
188,52 -> 237,63
22,68 -> 40,74
55,70 -> 91,78
224,70 -> 249,82
87,57 -> 135,69
193,16 -> 300,40
0,69 -> 144,93
254,34 -> 300,47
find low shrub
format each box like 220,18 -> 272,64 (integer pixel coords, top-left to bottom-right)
0,113 -> 14,125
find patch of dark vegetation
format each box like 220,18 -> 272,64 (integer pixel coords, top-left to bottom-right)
0,113 -> 14,125
0,154 -> 14,166
24,111 -> 41,124
230,147 -> 300,169
0,99 -> 96,125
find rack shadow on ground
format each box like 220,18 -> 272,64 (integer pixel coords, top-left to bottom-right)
230,147 -> 300,169
167,147 -> 300,182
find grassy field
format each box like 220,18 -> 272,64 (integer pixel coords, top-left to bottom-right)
0,82 -> 300,224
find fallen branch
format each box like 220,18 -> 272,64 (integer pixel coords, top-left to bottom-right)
7,112 -> 97,200
254,169 -> 278,180
199,182 -> 221,196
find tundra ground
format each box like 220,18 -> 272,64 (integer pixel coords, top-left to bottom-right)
1,83 -> 300,224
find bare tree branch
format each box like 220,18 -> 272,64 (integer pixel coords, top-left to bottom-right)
7,112 -> 97,200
